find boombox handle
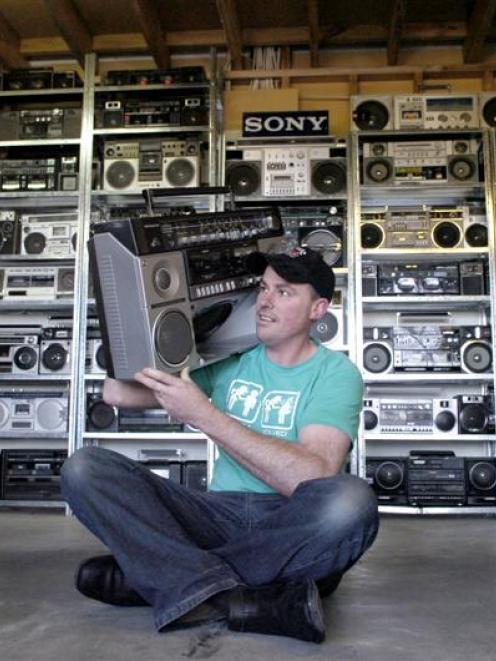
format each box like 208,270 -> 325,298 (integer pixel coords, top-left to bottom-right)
142,186 -> 235,216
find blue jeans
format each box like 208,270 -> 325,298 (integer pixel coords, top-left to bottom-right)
61,446 -> 379,631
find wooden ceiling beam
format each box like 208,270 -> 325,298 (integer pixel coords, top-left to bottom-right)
0,10 -> 28,69
43,0 -> 92,67
463,0 -> 496,64
387,0 -> 405,66
131,0 -> 170,69
216,0 -> 243,69
307,0 -> 320,67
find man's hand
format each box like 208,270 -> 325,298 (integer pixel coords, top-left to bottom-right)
134,367 -> 213,428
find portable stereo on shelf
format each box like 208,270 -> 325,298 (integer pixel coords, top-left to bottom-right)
393,95 -> 480,131
0,326 -> 41,375
280,206 -> 345,267
1,449 -> 67,501
0,389 -> 69,435
20,211 -> 78,257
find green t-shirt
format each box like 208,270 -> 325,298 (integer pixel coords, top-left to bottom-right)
191,343 -> 363,494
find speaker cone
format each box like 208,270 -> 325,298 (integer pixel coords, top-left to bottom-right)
434,410 -> 456,432
465,223 -> 487,247
37,399 -> 66,431
363,343 -> 392,373
105,160 -> 136,189
24,232 -> 46,254
154,310 -> 194,366
363,409 -> 378,431
353,100 -> 390,130
310,311 -> 339,343
95,344 -> 107,370
459,403 -> 487,433
88,400 -> 116,430
42,343 -> 68,371
312,161 -> 346,194
227,163 -> 260,196
482,97 -> 496,127
469,462 -> 496,491
432,221 -> 461,248
361,222 -> 384,249
462,341 -> 492,373
13,346 -> 38,371
376,461 -> 404,490
300,229 -> 342,266
165,158 -> 195,187
449,157 -> 475,181
366,159 -> 391,183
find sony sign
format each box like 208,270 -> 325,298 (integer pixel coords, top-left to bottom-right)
242,111 -> 329,138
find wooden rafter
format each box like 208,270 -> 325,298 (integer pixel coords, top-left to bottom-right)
0,10 -> 28,69
464,0 -> 496,64
216,0 -> 243,69
43,0 -> 92,67
307,0 -> 320,67
131,0 -> 170,69
387,0 -> 405,66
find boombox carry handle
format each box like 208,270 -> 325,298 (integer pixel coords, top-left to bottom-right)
142,186 -> 235,215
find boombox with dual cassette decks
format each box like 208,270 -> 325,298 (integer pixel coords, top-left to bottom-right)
0,108 -> 82,141
0,211 -> 20,255
360,205 -> 487,251
0,265 -> 74,300
362,139 -> 480,186
366,453 -> 496,506
0,388 -> 69,435
362,260 -> 487,296
0,449 -> 68,501
363,325 -> 492,374
0,155 -> 78,192
225,139 -> 347,199
102,138 -> 200,191
363,393 -> 495,436
88,207 -> 284,379
280,206 -> 344,267
20,211 -> 78,257
95,94 -> 208,129
103,66 -> 206,86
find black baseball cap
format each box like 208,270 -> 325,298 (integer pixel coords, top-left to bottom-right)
246,247 -> 335,301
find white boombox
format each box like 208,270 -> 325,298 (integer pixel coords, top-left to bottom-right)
0,389 -> 69,435
393,95 -> 480,131
20,211 -> 78,257
0,328 -> 40,375
225,141 -> 347,199
1,265 -> 74,299
102,138 -> 200,192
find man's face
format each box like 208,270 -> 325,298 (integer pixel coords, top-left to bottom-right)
255,266 -> 326,347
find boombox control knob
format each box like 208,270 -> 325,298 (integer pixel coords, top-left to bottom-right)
434,409 -> 456,432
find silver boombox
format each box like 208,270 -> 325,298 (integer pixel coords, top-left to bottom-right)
0,389 -> 69,435
362,138 -> 480,186
0,328 -> 40,375
102,138 -> 200,192
20,211 -> 78,257
360,205 -> 487,251
0,265 -> 74,299
393,95 -> 480,131
363,397 -> 459,436
225,140 -> 347,199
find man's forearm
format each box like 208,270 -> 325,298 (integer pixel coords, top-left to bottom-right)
103,378 -> 159,408
200,406 -> 330,496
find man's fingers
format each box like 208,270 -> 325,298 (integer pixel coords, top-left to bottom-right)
180,366 -> 192,382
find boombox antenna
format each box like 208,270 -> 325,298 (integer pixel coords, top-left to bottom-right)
142,186 -> 235,216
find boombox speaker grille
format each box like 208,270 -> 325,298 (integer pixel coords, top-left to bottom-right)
226,163 -> 260,196
154,310 -> 194,367
311,312 -> 338,343
37,399 -> 65,431
105,160 -> 136,189
312,161 -> 346,194
24,232 -> 46,254
354,100 -> 390,130
165,158 -> 195,187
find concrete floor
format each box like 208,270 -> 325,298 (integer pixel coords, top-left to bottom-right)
0,512 -> 495,661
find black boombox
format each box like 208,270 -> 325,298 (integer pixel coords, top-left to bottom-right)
0,156 -> 79,193
366,453 -> 496,506
85,392 -> 182,433
0,211 -> 20,255
1,449 -> 67,501
363,325 -> 492,374
2,68 -> 82,91
95,95 -> 208,129
363,393 -> 495,436
362,260 -> 487,296
103,66 -> 206,86
88,207 -> 284,379
0,108 -> 82,141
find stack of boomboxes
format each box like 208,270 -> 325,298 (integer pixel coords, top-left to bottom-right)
88,207 -> 285,379
225,138 -> 347,200
366,451 -> 496,507
350,93 -> 496,132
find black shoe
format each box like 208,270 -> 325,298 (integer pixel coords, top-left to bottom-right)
317,571 -> 343,597
227,578 -> 325,643
75,554 -> 148,607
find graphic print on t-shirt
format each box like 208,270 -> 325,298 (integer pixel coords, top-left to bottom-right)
226,380 -> 299,432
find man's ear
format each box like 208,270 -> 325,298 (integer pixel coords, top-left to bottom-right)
310,297 -> 330,320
